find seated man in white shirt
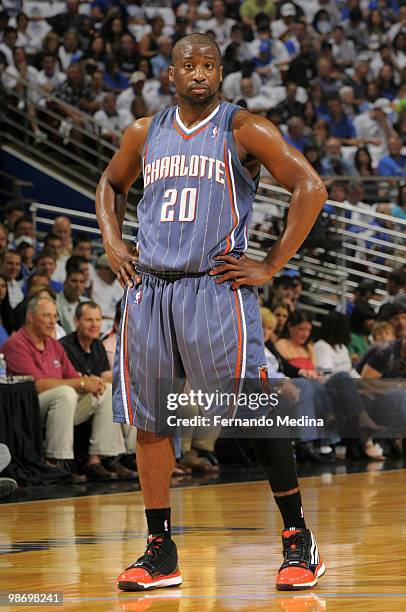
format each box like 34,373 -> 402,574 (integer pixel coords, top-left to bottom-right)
91,254 -> 123,335
37,53 -> 66,96
93,93 -> 133,144
56,269 -> 89,334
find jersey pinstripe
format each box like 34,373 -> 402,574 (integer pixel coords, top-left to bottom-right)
137,101 -> 258,272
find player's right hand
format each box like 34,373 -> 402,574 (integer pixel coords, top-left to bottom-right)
105,240 -> 141,288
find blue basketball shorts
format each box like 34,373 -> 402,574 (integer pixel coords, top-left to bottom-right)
112,271 -> 267,431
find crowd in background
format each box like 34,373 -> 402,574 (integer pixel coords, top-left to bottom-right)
0,0 -> 405,494
0,0 -> 405,191
0,202 -> 405,494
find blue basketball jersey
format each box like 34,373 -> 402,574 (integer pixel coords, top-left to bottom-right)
137,101 -> 258,272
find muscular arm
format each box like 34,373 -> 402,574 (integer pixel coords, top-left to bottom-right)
234,112 -> 328,276
212,112 -> 327,288
95,117 -> 151,286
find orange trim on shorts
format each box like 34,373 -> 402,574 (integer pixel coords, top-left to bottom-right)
173,119 -> 209,140
233,289 -> 243,380
123,298 -> 134,425
222,141 -> 238,255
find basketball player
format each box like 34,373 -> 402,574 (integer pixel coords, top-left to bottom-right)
96,33 -> 328,592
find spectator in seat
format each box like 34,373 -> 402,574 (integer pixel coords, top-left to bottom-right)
240,0 -> 275,27
271,276 -> 295,311
353,98 -> 395,149
93,93 -> 132,143
286,40 -> 318,88
56,270 -> 88,334
3,296 -> 126,481
321,137 -> 355,176
60,301 -> 137,479
0,26 -> 17,67
117,33 -> 139,77
377,136 -> 406,177
276,310 -> 317,374
44,232 -> 67,284
53,216 -> 73,257
66,255 -> 92,297
102,56 -> 129,94
138,15 -> 165,58
348,303 -> 376,363
13,278 -> 54,331
117,70 -> 146,113
0,224 -> 8,260
272,302 -> 290,339
15,236 -> 35,280
0,250 -> 23,309
53,62 -> 99,141
46,0 -> 87,38
284,117 -> 307,153
151,36 -> 172,79
57,30 -> 82,72
35,250 -> 64,294
12,215 -> 37,250
391,184 -> 406,221
274,82 -> 305,124
144,69 -> 173,114
0,273 -> 14,348
318,95 -> 357,144
330,25 -> 356,68
72,233 -> 96,281
310,57 -> 342,97
203,0 -> 236,50
37,53 -> 66,96
91,254 -> 123,335
380,268 -> 406,306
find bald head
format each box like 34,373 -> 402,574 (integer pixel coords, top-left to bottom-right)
171,33 -> 221,65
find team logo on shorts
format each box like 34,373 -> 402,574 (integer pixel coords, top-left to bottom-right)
258,365 -> 268,380
135,289 -> 142,304
258,365 -> 271,392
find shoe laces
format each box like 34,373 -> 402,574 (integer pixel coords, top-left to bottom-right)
282,531 -> 309,569
126,535 -> 165,571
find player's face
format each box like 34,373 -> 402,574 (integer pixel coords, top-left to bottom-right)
169,45 -> 222,106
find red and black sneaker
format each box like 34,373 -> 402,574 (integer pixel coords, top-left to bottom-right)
117,535 -> 182,591
276,528 -> 325,591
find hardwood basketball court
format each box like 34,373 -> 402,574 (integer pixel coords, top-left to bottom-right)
1,469 -> 406,611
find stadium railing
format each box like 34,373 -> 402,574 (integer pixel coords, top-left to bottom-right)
3,81 -> 404,316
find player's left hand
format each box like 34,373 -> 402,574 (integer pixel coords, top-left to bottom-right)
210,255 -> 273,289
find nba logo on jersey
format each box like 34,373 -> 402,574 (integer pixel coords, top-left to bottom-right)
135,289 -> 142,304
212,126 -> 218,137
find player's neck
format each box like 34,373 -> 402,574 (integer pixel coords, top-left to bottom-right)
177,98 -> 220,129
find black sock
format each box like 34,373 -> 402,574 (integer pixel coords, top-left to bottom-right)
275,491 -> 306,529
145,508 -> 171,538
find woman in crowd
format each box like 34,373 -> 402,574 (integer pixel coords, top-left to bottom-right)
276,310 -> 316,374
377,64 -> 399,101
82,36 -> 107,72
273,303 -> 291,339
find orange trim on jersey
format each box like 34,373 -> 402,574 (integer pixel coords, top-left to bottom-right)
173,119 -> 209,140
123,300 -> 134,425
233,289 -> 243,380
143,144 -> 149,165
222,141 -> 238,255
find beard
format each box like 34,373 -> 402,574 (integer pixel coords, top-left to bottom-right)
179,89 -> 218,106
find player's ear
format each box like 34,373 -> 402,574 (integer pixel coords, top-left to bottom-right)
169,65 -> 174,82
219,64 -> 223,83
